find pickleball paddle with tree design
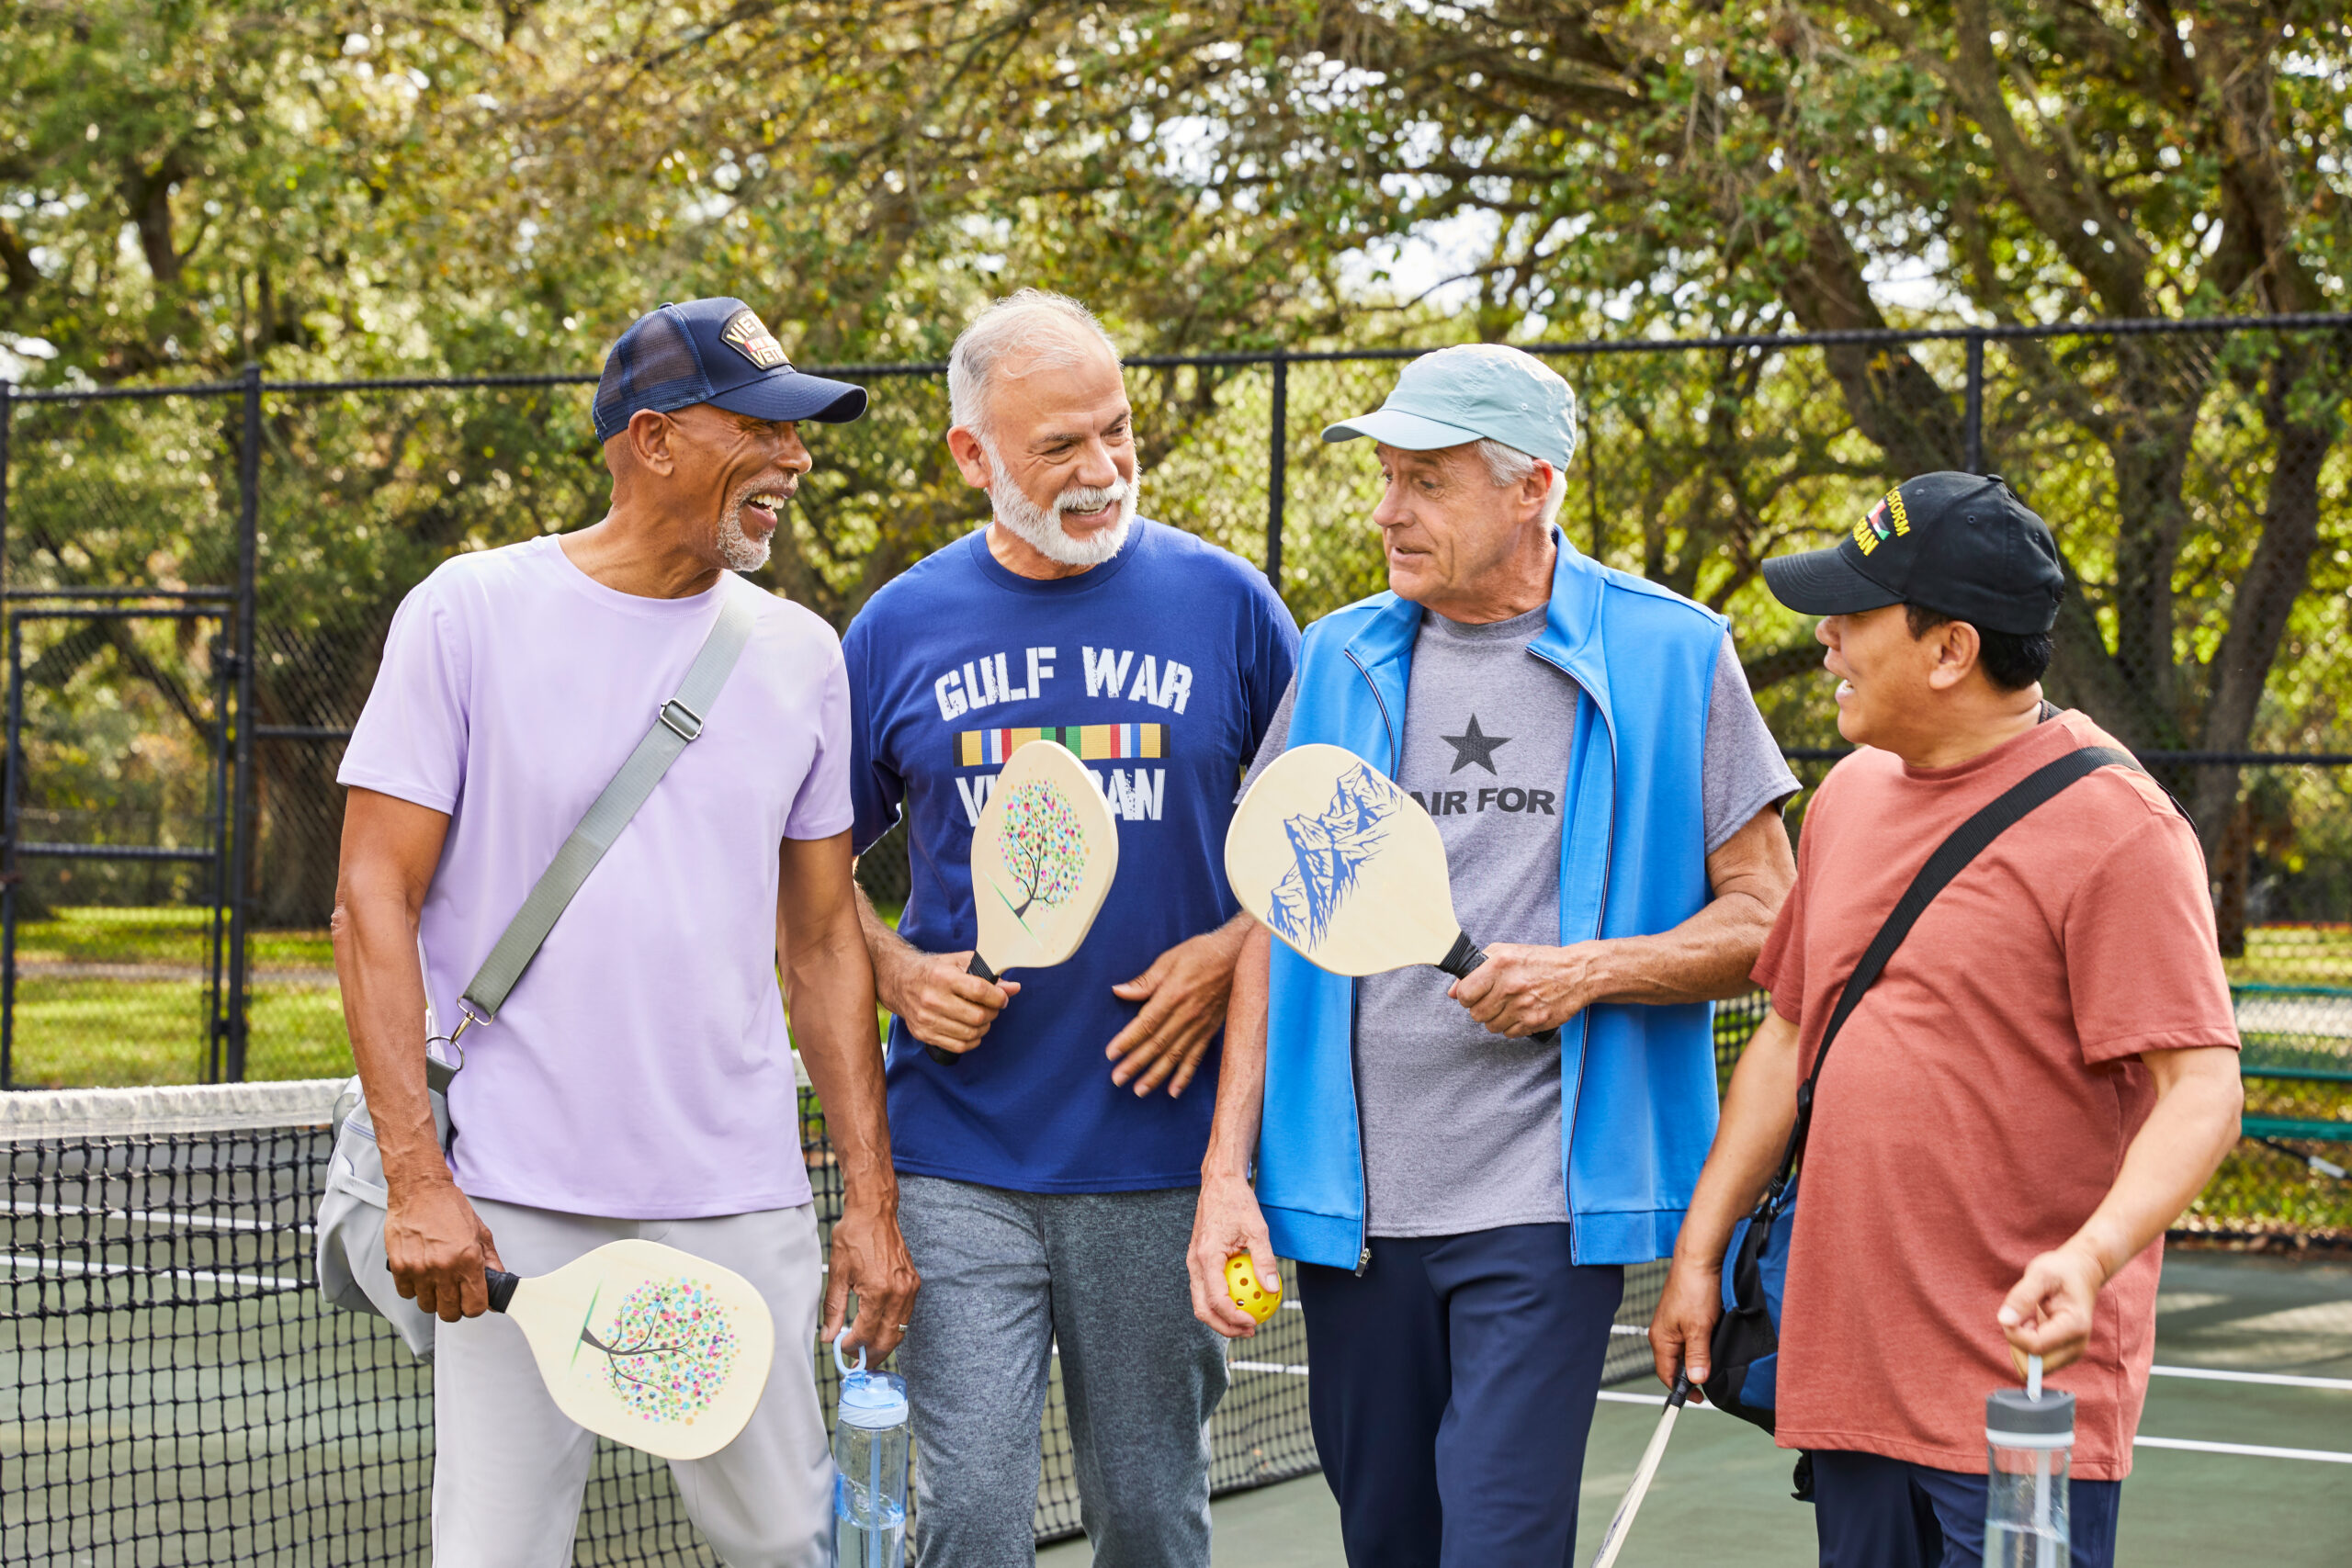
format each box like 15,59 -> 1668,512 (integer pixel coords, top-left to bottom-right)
484,1237 -> 775,1461
930,739 -> 1120,1066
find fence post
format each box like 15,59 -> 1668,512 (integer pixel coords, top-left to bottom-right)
1963,331 -> 1985,474
3,621 -> 21,1090
1,378 -> 12,600
225,364 -> 262,1081
1265,353 -> 1287,593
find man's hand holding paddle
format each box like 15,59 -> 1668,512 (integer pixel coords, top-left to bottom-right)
386,1175 -> 506,1323
870,942 -> 1020,1057
1446,939 -> 1611,1040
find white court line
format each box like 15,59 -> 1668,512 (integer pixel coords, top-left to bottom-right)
1230,1359 -> 1311,1377
5,1201 -> 303,1235
3,1254 -> 302,1292
2150,1363 -> 2352,1393
2134,1436 -> 2352,1464
1240,1376 -> 2352,1466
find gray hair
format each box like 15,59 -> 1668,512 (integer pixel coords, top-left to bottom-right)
1476,437 -> 1569,530
947,289 -> 1122,436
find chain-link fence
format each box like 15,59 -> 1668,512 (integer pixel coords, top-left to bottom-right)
2,314 -> 2348,1224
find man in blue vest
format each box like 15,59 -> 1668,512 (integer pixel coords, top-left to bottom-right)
1185,344 -> 1799,1565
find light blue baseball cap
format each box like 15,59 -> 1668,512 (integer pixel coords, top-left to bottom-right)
1322,344 -> 1579,471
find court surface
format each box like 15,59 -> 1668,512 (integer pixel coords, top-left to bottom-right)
1040,1251 -> 2351,1566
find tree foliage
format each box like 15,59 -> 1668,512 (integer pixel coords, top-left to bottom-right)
3,1 -> 2350,933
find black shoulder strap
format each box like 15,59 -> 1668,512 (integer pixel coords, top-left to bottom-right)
1761,744 -> 2139,1211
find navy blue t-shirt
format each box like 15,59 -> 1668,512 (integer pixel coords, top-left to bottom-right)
845,521 -> 1298,1192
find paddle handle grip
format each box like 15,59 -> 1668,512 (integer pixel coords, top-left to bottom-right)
1438,931 -> 1560,1045
485,1268 -> 520,1314
925,953 -> 1002,1066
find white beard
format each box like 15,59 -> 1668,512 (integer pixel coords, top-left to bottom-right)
716,492 -> 773,572
982,435 -> 1140,568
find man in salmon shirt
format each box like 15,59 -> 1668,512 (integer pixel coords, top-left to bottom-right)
1648,472 -> 2244,1567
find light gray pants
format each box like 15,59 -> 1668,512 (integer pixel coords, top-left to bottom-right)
431,1197 -> 831,1568
897,1175 -> 1227,1568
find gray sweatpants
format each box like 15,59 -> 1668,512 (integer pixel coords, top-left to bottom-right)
896,1175 -> 1227,1568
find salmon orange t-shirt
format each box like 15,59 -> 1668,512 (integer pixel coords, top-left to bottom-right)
1752,710 -> 2237,1481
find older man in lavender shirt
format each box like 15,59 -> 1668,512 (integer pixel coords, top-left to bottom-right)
333,299 -> 918,1567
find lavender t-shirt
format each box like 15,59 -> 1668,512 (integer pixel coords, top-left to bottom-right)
338,536 -> 853,1219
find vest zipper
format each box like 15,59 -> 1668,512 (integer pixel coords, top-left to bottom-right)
1526,644 -> 1616,1268
1342,648 -> 1397,1278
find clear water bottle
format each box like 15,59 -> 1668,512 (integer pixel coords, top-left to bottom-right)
1985,1358 -> 2073,1568
831,1329 -> 909,1568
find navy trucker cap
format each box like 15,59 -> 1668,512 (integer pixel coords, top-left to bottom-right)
592,298 -> 867,443
1761,472 -> 2064,636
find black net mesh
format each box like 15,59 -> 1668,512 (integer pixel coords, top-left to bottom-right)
593,312 -> 714,444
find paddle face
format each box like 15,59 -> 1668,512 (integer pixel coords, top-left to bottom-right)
968,739 -> 1120,974
500,1238 -> 775,1461
1226,743 -> 1464,976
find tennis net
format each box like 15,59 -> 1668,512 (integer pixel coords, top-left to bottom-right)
1,1062 -> 1683,1565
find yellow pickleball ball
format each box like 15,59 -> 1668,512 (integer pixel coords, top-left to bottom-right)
1225,1253 -> 1282,1324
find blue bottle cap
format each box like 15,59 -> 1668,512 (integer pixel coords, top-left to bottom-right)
832,1328 -> 910,1428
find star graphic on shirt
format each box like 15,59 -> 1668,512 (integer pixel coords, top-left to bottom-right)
1440,715 -> 1511,775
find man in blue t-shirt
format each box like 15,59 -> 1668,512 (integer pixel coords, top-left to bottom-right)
845,289 -> 1297,1566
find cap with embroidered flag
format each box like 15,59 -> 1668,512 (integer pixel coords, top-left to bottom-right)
592,298 -> 867,443
1761,471 -> 2064,636
1322,344 -> 1578,471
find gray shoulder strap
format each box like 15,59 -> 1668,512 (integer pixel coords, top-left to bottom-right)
458,586 -> 760,1022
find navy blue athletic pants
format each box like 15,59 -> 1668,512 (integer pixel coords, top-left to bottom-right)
1296,1224 -> 1623,1568
1814,1449 -> 2122,1568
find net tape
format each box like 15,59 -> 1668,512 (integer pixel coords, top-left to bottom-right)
1,1070 -> 1676,1564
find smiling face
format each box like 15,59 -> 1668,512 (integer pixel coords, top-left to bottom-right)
947,336 -> 1139,574
660,403 -> 813,571
1371,443 -> 1553,620
1817,604 -> 1951,750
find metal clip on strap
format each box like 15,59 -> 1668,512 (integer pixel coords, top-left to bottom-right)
658,699 -> 704,742
455,590 -> 758,1026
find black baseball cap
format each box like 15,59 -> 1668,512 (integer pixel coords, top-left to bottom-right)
1761,472 -> 2064,636
591,298 -> 867,443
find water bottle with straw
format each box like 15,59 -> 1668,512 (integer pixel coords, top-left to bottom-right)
1984,1354 -> 2073,1568
831,1329 -> 909,1568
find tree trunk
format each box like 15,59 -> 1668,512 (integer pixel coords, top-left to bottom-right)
2187,340 -> 2337,859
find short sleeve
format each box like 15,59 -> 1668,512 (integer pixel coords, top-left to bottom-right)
2064,811 -> 2240,1065
1752,780 -> 1824,1024
1244,579 -> 1302,768
1237,673 -> 1298,802
842,613 -> 905,854
337,577 -> 469,814
785,639 -> 855,840
1702,636 -> 1801,855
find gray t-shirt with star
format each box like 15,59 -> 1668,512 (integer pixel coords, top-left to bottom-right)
1241,606 -> 1796,1236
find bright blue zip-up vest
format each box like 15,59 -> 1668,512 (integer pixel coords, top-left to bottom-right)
1257,535 -> 1727,1269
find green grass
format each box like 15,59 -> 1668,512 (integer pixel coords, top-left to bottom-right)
11,904 -> 333,968
2,976 -> 351,1088
2227,923 -> 2352,987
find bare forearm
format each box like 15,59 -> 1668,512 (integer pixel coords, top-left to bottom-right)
1669,1008 -> 1802,1267
787,930 -> 897,1201
1202,926 -> 1271,1183
853,881 -> 924,1013
1584,888 -> 1779,1006
2061,1061 -> 2242,1284
332,887 -> 447,1189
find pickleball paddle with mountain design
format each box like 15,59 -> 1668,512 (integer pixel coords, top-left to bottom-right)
1225,743 -> 1557,1043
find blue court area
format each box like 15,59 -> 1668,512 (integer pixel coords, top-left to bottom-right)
1043,1251 -> 2352,1567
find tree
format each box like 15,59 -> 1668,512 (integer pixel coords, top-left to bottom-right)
995,778 -> 1088,922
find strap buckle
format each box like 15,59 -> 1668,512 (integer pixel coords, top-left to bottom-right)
657,698 -> 705,742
